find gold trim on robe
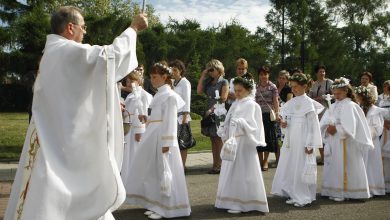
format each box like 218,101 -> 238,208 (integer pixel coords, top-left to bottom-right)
126,194 -> 189,210
216,196 -> 268,205
16,128 -> 40,220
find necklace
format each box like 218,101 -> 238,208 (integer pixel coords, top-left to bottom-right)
174,78 -> 182,87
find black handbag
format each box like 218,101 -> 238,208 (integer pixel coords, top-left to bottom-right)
178,123 -> 196,150
200,113 -> 216,127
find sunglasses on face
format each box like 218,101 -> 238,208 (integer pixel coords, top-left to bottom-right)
208,68 -> 215,72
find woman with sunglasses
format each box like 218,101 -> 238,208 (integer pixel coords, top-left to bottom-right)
197,59 -> 229,174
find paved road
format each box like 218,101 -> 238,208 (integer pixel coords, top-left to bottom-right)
113,165 -> 390,220
1,154 -> 390,219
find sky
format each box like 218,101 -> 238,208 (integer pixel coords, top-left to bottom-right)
146,0 -> 272,33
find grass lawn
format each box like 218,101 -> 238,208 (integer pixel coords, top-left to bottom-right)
0,113 -> 211,161
0,113 -> 29,160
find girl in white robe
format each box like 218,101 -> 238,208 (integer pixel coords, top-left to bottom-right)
320,78 -> 374,201
121,71 -> 152,191
271,73 -> 324,207
124,62 -> 191,219
378,80 -> 390,193
355,87 -> 386,196
215,77 -> 269,214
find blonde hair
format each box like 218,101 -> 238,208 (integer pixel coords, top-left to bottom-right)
207,59 -> 225,76
236,58 -> 248,69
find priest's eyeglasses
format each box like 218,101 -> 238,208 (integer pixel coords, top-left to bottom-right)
72,23 -> 87,32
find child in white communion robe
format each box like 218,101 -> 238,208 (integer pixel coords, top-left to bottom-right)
271,73 -> 324,207
320,78 -> 373,202
215,77 -> 269,214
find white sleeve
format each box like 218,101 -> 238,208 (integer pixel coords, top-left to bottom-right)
160,97 -> 179,148
305,111 -> 323,148
111,28 -> 138,82
182,81 -> 191,113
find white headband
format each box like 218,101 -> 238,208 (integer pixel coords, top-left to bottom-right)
154,63 -> 172,75
331,77 -> 350,89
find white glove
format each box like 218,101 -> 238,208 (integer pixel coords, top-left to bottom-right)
217,125 -> 226,139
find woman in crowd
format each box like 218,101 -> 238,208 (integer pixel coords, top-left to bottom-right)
277,70 -> 293,105
355,86 -> 386,196
308,64 -> 333,164
121,70 -> 152,191
215,77 -> 268,214
377,80 -> 390,106
226,58 -> 256,109
197,59 -> 229,174
320,77 -> 373,202
360,71 -> 378,103
170,59 -> 192,170
125,61 -> 191,219
255,66 -> 279,171
271,73 -> 323,207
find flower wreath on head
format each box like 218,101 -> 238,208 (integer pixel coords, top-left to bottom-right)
154,62 -> 172,75
132,69 -> 143,77
233,76 -> 254,90
330,77 -> 350,89
354,86 -> 371,98
289,74 -> 311,84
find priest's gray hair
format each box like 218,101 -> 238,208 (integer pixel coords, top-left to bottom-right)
51,6 -> 83,35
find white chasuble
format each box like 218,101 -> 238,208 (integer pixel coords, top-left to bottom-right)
5,28 -> 138,220
271,94 -> 324,205
215,97 -> 269,213
125,85 -> 191,218
320,98 -> 373,199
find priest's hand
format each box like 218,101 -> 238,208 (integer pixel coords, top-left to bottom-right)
120,102 -> 125,112
135,133 -> 141,142
305,147 -> 313,154
162,147 -> 169,153
327,125 -> 337,135
130,13 -> 148,32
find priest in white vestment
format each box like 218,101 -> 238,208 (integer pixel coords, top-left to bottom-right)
215,77 -> 269,214
4,6 -> 148,220
271,73 -> 324,207
320,78 -> 373,201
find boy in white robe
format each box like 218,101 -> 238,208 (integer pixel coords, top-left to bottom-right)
271,73 -> 324,207
121,70 -> 152,191
124,62 -> 191,219
320,78 -> 374,201
215,77 -> 269,214
4,6 -> 148,220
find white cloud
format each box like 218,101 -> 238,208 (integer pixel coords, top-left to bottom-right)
147,0 -> 271,33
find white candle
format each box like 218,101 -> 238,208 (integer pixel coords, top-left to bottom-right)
215,90 -> 220,99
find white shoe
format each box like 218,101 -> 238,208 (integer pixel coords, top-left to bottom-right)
294,203 -> 305,207
333,197 -> 344,202
227,209 -> 241,214
329,196 -> 334,200
144,210 -> 154,216
286,199 -> 295,204
148,213 -> 162,219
